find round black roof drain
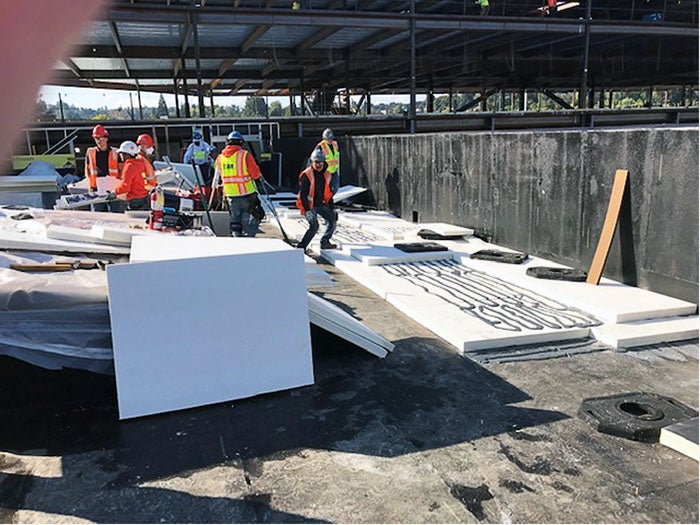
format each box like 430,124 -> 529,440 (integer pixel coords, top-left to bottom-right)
578,392 -> 698,442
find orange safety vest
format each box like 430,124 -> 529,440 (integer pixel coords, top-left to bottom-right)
296,167 -> 333,215
85,146 -> 119,189
316,139 -> 339,174
138,153 -> 157,190
217,149 -> 257,197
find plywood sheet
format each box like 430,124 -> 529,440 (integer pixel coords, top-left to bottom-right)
108,247 -> 313,419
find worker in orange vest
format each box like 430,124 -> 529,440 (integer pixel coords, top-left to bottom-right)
136,133 -> 158,191
296,148 -> 337,251
109,141 -> 150,211
314,128 -> 340,194
85,124 -> 121,212
214,131 -> 263,237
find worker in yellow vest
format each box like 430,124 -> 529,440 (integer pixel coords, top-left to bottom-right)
84,124 -> 121,212
213,131 -> 263,237
314,128 -> 340,194
136,133 -> 158,191
476,0 -> 490,16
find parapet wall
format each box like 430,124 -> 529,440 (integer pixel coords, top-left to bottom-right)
335,127 -> 697,303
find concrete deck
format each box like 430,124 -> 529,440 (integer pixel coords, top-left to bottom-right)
0,229 -> 697,523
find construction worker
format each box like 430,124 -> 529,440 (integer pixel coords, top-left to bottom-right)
109,141 -> 150,211
314,128 -> 340,195
85,124 -> 121,212
214,131 -> 263,237
296,148 -> 337,251
136,133 -> 158,191
183,129 -> 214,186
475,0 -> 490,16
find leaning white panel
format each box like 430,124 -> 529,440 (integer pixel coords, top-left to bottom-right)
307,293 -> 393,358
108,239 -> 313,419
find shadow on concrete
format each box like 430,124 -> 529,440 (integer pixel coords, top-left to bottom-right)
0,471 -> 327,523
0,326 -> 568,485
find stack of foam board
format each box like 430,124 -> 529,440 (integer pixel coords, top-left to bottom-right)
115,236 -> 390,419
110,236 -> 314,419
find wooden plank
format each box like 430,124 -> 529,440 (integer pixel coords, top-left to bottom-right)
586,169 -> 629,285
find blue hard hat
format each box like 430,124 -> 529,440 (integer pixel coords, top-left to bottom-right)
192,130 -> 202,140
227,131 -> 244,142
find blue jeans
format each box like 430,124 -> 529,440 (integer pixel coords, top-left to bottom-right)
298,203 -> 336,249
227,193 -> 260,237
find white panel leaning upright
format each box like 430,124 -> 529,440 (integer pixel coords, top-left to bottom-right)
108,236 -> 314,419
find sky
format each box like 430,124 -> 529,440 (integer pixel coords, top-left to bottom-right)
39,85 -> 419,110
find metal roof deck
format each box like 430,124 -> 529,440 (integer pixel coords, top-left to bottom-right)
48,1 -> 697,108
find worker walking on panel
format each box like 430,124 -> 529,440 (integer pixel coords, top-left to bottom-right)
214,131 -> 263,237
85,124 -> 121,212
183,129 -> 213,186
136,133 -> 158,191
109,141 -> 150,211
476,0 -> 490,16
314,128 -> 340,195
296,148 -> 337,251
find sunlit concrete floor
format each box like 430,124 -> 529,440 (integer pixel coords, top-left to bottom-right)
0,226 -> 697,524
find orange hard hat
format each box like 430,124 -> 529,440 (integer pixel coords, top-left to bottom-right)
92,124 -> 109,138
136,133 -> 154,147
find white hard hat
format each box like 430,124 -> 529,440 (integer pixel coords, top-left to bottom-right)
118,140 -> 139,156
322,128 -> 334,140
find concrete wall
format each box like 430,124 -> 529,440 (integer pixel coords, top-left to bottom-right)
277,127 -> 698,302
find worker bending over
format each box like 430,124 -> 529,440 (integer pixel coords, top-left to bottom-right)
136,133 -> 158,191
85,124 -> 121,212
314,128 -> 340,195
109,141 -> 150,211
296,148 -> 337,251
214,131 -> 262,237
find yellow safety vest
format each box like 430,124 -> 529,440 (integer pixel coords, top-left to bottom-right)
219,150 -> 256,197
317,139 -> 339,174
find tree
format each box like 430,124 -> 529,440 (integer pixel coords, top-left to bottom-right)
242,96 -> 267,117
268,101 -> 284,117
156,94 -> 169,118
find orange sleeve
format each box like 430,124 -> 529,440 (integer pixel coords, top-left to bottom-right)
114,161 -> 137,195
246,151 -> 262,180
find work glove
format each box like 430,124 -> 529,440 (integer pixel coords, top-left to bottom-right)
106,191 -> 117,201
90,186 -> 98,192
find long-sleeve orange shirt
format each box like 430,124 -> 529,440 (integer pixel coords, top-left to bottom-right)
114,157 -> 149,200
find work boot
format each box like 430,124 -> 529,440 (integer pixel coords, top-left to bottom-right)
320,241 -> 337,250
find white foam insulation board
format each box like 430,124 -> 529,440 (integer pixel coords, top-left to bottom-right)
327,254 -> 595,353
417,222 -> 474,237
333,185 -> 368,202
660,417 -> 699,461
591,316 -> 699,349
348,244 -> 455,266
449,248 -> 697,323
108,237 -> 314,419
280,210 -> 698,351
307,293 -> 393,358
0,228 -> 129,254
